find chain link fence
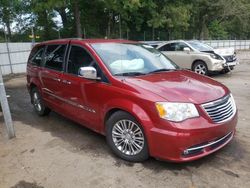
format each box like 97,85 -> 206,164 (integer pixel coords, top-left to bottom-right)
203,40 -> 250,50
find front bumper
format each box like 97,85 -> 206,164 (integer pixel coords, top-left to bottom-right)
223,60 -> 238,67
209,59 -> 226,71
148,112 -> 237,162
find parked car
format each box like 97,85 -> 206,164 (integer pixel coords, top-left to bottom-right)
27,39 -> 237,162
213,47 -> 237,71
156,40 -> 237,75
143,41 -> 163,48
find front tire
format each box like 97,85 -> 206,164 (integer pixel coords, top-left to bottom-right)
106,111 -> 149,162
192,61 -> 208,75
31,88 -> 51,116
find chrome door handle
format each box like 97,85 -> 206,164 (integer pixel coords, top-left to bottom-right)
52,77 -> 61,82
62,80 -> 71,85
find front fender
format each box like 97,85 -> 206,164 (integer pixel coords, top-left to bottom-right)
101,98 -> 155,153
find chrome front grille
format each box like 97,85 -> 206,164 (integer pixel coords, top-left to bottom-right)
202,94 -> 236,123
223,55 -> 236,62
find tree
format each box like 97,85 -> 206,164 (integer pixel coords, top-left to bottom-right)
1,0 -> 250,41
0,0 -> 20,39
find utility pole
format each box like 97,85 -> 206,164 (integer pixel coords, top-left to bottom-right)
0,68 -> 15,139
3,25 -> 13,74
31,27 -> 35,46
119,14 -> 122,39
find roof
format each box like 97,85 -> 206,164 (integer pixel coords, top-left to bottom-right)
38,38 -> 138,45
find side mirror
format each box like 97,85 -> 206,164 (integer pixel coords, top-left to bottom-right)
183,47 -> 191,53
79,66 -> 100,80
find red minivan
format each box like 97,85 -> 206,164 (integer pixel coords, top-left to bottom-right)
27,39 -> 237,162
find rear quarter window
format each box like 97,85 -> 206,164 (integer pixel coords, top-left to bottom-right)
28,45 -> 45,66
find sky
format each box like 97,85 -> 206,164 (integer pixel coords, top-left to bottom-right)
0,11 -> 63,33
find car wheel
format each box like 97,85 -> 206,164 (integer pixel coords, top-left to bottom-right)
31,88 -> 51,116
193,61 -> 208,75
106,111 -> 149,162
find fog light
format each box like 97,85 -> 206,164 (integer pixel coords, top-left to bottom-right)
183,150 -> 189,155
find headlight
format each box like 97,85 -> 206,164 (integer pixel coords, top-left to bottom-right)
210,53 -> 223,60
210,54 -> 218,59
155,102 -> 199,122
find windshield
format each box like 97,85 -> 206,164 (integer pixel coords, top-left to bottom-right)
91,43 -> 178,76
187,41 -> 213,52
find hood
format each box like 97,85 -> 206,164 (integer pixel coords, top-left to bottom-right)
123,70 -> 229,104
214,47 -> 235,56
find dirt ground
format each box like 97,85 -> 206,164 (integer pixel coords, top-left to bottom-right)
1,51 -> 250,188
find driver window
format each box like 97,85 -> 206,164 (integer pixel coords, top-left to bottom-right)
67,45 -> 108,82
174,42 -> 189,51
67,46 -> 95,75
158,43 -> 175,51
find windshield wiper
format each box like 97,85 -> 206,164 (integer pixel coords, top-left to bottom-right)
148,68 -> 175,74
114,72 -> 146,76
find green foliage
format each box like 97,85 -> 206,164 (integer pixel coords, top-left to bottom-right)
208,20 -> 228,39
0,0 -> 250,41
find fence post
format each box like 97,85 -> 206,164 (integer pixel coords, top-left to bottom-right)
3,27 -> 13,74
0,68 -> 15,139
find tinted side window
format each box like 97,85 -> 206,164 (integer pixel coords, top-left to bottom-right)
28,46 -> 45,66
44,45 -> 66,71
159,43 -> 175,51
67,46 -> 95,75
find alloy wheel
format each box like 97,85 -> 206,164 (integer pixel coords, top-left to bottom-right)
194,64 -> 207,75
112,119 -> 144,156
33,92 -> 42,112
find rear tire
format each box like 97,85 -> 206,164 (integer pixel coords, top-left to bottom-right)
106,111 -> 149,162
31,88 -> 50,116
192,61 -> 208,75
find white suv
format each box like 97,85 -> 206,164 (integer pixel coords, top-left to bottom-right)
156,40 -> 237,75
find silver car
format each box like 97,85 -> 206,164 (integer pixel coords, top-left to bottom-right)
156,40 -> 237,75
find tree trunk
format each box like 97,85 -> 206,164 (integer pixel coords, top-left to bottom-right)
5,21 -> 11,39
57,8 -> 68,28
74,0 -> 82,38
199,15 -> 209,40
41,10 -> 51,40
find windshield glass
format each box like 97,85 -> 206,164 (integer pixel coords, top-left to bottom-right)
187,41 -> 213,52
91,43 -> 178,76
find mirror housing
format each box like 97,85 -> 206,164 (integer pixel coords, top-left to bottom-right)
79,66 -> 99,80
183,47 -> 191,53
